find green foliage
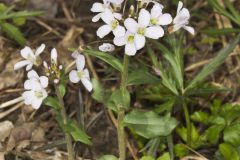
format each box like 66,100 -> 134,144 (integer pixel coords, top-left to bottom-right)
127,68 -> 160,86
191,101 -> 240,147
185,35 -> 240,91
0,3 -> 43,45
157,152 -> 170,160
174,144 -> 188,158
219,143 -> 240,160
55,111 -> 92,145
98,155 -> 118,160
92,78 -> 105,103
140,156 -> 155,160
107,89 -> 130,111
124,111 -> 178,139
208,0 -> 240,25
84,49 -> 123,72
44,96 -> 60,110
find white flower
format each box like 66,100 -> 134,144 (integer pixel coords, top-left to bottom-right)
69,54 -> 93,92
91,0 -> 122,22
172,1 -> 194,35
23,70 -> 48,109
23,88 -> 48,109
99,43 -> 115,52
116,8 -> 164,55
97,10 -> 125,38
43,48 -> 58,69
24,70 -> 48,90
114,31 -> 138,56
14,44 -> 45,71
150,3 -> 172,27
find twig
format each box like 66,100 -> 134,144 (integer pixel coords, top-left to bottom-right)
0,96 -> 23,109
0,102 -> 24,119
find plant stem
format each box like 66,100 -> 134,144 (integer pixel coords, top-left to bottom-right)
118,54 -> 129,160
55,85 -> 74,160
183,101 -> 191,147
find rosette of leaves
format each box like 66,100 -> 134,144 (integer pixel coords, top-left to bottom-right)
0,3 -> 43,46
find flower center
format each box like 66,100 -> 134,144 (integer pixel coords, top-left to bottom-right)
27,55 -> 36,63
137,27 -> 145,35
150,18 -> 158,25
35,91 -> 43,98
77,71 -> 85,78
127,35 -> 134,43
111,20 -> 119,29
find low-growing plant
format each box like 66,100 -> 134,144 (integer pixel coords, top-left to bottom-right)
0,3 -> 42,45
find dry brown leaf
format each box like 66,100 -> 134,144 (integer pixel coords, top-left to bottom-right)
7,122 -> 37,151
0,121 -> 14,142
31,127 -> 45,142
0,152 -> 5,160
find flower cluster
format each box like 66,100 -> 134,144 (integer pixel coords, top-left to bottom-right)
14,44 -> 92,109
91,0 -> 194,55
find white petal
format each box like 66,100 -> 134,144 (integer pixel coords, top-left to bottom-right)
97,25 -> 112,38
91,3 -> 105,12
183,26 -> 195,35
24,80 -> 33,90
151,3 -> 163,18
23,91 -> 33,105
177,1 -> 183,14
125,43 -> 137,56
69,70 -> 80,83
113,25 -> 125,37
124,18 -> 138,33
14,60 -> 31,70
158,14 -> 172,25
32,98 -> 43,109
27,70 -> 39,79
76,54 -> 85,71
26,64 -> 33,71
81,78 -> 93,92
39,76 -> 49,88
114,36 -> 126,46
174,8 -> 190,24
51,48 -> 58,64
35,44 -> 45,56
145,26 -> 164,39
83,69 -> 90,79
134,34 -> 146,50
113,13 -> 122,20
101,10 -> 114,24
138,9 -> 151,27
21,46 -> 34,59
92,13 -> 102,22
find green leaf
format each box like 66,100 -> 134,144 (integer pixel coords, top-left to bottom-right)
174,144 -> 188,158
140,156 -> 155,160
219,143 -> 239,160
13,17 -> 26,26
58,83 -> 66,98
224,124 -> 240,146
127,68 -> 160,86
0,10 -> 43,20
202,28 -> 240,36
92,78 -> 105,103
185,34 -> 240,91
98,155 -> 118,160
191,111 -> 209,125
68,121 -> 92,145
157,152 -> 170,160
54,111 -> 92,145
0,22 -> 26,46
44,96 -> 60,110
84,49 -> 123,72
154,100 -> 175,114
107,89 -> 130,111
124,111 -> 178,139
205,125 -> 224,144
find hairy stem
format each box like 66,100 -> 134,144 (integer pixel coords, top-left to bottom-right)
183,102 -> 191,147
118,54 -> 129,160
55,85 -> 74,160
